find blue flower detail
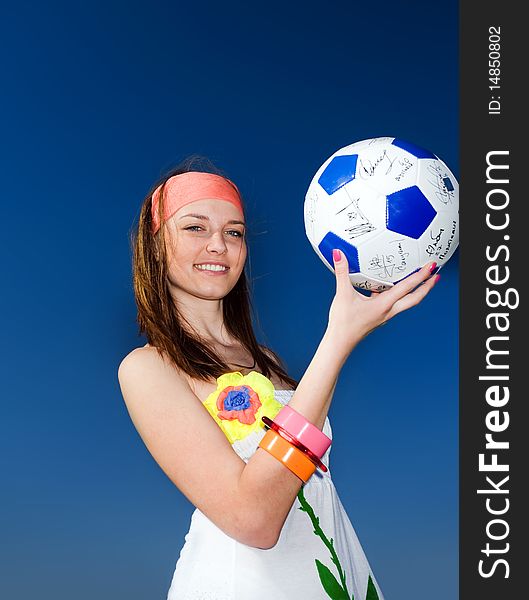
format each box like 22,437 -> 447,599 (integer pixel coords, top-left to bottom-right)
223,386 -> 251,411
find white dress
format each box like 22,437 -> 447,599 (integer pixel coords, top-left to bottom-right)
167,389 -> 385,600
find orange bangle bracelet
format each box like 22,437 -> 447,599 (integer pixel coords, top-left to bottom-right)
258,429 -> 316,482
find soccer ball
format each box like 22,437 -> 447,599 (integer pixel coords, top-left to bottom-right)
304,137 -> 459,291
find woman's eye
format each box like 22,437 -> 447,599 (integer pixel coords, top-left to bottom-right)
184,226 -> 243,238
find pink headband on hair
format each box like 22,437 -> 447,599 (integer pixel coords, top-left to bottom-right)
150,172 -> 244,234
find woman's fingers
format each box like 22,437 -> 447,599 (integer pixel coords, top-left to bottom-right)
385,272 -> 440,319
329,252 -> 439,335
376,261 -> 438,307
332,248 -> 349,293
331,249 -> 372,310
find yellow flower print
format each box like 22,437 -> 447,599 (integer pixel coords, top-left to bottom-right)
203,371 -> 283,444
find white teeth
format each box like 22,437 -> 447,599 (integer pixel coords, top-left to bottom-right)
195,264 -> 228,272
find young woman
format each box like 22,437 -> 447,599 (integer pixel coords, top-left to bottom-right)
118,158 -> 439,600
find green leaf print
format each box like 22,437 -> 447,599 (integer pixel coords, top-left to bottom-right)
315,559 -> 350,600
297,486 -> 381,600
297,486 -> 351,599
365,575 -> 380,600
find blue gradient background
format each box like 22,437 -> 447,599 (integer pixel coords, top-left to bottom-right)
1,1 -> 458,598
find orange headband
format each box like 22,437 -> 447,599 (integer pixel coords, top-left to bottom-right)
151,172 -> 244,234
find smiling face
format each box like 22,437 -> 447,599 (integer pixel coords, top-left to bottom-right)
163,198 -> 247,301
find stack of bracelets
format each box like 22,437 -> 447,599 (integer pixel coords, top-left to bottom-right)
259,405 -> 332,483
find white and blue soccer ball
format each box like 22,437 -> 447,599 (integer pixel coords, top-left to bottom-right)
304,137 -> 459,291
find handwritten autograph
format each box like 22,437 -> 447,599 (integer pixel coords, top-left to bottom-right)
425,227 -> 445,257
358,150 -> 397,179
368,239 -> 410,279
335,195 -> 376,240
426,163 -> 456,206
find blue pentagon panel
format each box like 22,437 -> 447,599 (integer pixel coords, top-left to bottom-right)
318,154 -> 358,195
443,176 -> 455,192
391,138 -> 437,160
318,231 -> 360,273
386,185 -> 437,239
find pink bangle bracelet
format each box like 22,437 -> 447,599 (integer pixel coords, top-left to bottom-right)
273,405 -> 332,459
261,416 -> 328,472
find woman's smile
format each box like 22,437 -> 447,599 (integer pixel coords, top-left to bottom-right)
193,262 -> 231,275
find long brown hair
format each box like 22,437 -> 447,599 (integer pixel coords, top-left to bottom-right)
130,155 -> 298,390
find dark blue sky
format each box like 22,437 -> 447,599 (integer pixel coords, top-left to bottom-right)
1,1 -> 458,598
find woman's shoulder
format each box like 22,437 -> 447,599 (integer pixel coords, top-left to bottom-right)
117,343 -> 186,388
118,343 -> 294,395
118,344 -> 215,402
118,343 -> 157,370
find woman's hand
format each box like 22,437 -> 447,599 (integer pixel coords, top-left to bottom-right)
327,248 -> 440,355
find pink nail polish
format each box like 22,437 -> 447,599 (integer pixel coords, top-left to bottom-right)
434,274 -> 441,283
333,249 -> 341,262
429,262 -> 437,273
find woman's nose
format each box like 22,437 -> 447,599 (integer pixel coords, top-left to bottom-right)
206,230 -> 228,254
